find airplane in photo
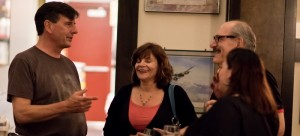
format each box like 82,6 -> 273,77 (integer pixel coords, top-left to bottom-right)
172,66 -> 195,81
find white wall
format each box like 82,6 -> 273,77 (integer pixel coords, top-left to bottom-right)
138,0 -> 227,50
0,0 -> 37,96
0,0 -> 38,132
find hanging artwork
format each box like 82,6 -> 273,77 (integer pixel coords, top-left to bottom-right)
145,0 -> 220,14
165,49 -> 215,114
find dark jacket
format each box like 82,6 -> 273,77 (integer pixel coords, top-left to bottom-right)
185,96 -> 279,136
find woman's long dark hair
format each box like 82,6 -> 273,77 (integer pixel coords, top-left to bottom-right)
131,42 -> 173,88
226,48 -> 277,115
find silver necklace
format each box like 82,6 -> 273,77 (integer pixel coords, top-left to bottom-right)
139,93 -> 152,106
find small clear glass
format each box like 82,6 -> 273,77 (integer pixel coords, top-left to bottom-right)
163,125 -> 179,136
143,128 -> 155,136
0,116 -> 9,136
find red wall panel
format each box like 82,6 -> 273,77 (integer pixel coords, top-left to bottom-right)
67,2 -> 112,121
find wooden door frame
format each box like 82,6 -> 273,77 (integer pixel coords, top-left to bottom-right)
281,0 -> 296,135
115,0 -> 139,92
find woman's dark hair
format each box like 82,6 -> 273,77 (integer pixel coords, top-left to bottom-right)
34,2 -> 79,36
226,48 -> 277,115
131,42 -> 173,88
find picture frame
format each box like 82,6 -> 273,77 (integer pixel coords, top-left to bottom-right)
145,0 -> 220,14
165,49 -> 215,114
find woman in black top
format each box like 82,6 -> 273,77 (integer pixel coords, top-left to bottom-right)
185,48 -> 279,136
103,42 -> 197,136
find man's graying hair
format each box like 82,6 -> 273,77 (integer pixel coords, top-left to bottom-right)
231,21 -> 256,51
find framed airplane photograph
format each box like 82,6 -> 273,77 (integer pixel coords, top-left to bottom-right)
165,49 -> 215,115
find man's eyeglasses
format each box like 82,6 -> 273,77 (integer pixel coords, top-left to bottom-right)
213,35 -> 236,43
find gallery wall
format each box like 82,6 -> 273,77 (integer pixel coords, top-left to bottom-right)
137,0 -> 227,50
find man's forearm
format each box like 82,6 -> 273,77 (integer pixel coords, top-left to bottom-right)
12,97 -> 68,124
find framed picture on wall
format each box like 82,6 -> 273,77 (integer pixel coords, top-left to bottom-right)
145,0 -> 220,14
165,49 -> 215,114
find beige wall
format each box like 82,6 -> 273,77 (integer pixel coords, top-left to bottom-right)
298,0 -> 300,23
293,1 -> 300,135
137,0 -> 227,50
293,63 -> 300,136
297,0 -> 300,38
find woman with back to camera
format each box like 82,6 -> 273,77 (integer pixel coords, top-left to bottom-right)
184,48 -> 279,136
103,42 -> 197,136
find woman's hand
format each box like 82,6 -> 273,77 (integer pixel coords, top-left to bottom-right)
204,100 -> 217,112
130,133 -> 147,136
135,132 -> 147,136
179,126 -> 188,135
153,128 -> 164,135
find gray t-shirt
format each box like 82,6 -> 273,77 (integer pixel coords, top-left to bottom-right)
7,46 -> 87,136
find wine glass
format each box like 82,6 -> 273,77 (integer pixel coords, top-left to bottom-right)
163,125 -> 179,136
143,128 -> 155,136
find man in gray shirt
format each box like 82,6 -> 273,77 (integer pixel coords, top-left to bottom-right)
7,2 -> 97,136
